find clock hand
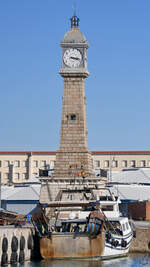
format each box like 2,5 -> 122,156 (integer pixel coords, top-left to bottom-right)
70,56 -> 80,60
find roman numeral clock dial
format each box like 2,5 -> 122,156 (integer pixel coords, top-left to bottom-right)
63,48 -> 82,68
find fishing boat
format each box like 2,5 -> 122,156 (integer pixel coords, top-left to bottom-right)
32,186 -> 133,260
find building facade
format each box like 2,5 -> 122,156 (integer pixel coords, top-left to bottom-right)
0,151 -> 150,184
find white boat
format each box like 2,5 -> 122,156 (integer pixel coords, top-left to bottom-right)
32,186 -> 133,260
96,187 -> 133,259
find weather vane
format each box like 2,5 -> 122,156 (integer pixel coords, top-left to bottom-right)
72,3 -> 77,16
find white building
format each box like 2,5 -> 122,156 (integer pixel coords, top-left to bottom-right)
0,151 -> 150,184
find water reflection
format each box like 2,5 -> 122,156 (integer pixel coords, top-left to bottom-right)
25,260 -> 104,267
10,254 -> 150,267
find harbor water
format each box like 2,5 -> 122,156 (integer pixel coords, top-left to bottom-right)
9,254 -> 150,267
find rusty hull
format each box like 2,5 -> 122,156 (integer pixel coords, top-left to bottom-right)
40,232 -> 105,259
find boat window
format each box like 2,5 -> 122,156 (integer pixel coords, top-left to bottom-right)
99,196 -> 113,201
126,222 -> 129,230
70,194 -> 74,200
122,224 -> 125,231
101,205 -> 113,211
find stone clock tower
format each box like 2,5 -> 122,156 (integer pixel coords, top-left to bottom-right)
54,14 -> 94,179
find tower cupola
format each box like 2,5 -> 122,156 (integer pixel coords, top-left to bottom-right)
70,14 -> 80,29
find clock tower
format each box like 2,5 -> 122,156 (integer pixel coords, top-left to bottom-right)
54,14 -> 94,178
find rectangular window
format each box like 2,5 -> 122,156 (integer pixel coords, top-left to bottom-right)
130,160 -> 136,167
95,160 -> 100,168
41,160 -> 46,167
22,161 -> 27,167
101,205 -> 113,211
104,160 -> 109,168
33,160 -> 38,167
46,164 -> 50,169
122,160 -> 127,168
15,160 -> 20,167
22,173 -> 27,179
15,173 -> 20,179
112,160 -> 118,168
50,161 -> 55,169
5,173 -> 9,179
5,161 -> 9,167
140,160 -> 145,167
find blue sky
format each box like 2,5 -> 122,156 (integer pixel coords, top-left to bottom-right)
0,0 -> 150,151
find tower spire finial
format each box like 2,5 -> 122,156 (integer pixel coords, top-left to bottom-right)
73,3 -> 76,16
70,4 -> 80,29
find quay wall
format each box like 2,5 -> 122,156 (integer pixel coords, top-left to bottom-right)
1,223 -> 150,265
130,224 -> 150,253
0,226 -> 34,265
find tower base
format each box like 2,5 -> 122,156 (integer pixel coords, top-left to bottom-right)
54,150 -> 94,178
40,177 -> 107,204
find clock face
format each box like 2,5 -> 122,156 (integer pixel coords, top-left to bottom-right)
63,48 -> 82,68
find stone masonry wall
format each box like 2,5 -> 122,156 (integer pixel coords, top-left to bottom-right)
130,227 -> 150,253
54,77 -> 94,178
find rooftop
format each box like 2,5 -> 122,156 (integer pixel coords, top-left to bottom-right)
110,168 -> 150,185
0,150 -> 150,155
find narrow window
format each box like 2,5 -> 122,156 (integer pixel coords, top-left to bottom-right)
50,161 -> 55,169
41,160 -> 46,167
23,173 -> 27,179
122,224 -> 125,232
23,160 -> 28,167
122,160 -> 127,168
33,160 -> 38,167
15,161 -> 20,167
104,160 -> 109,168
15,173 -> 20,179
112,160 -> 118,168
140,160 -> 145,167
5,173 -> 9,179
5,161 -> 9,167
95,161 -> 100,168
130,160 -> 136,167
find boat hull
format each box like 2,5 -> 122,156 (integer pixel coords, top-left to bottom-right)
103,232 -> 133,259
40,232 -> 105,259
39,231 -> 133,260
